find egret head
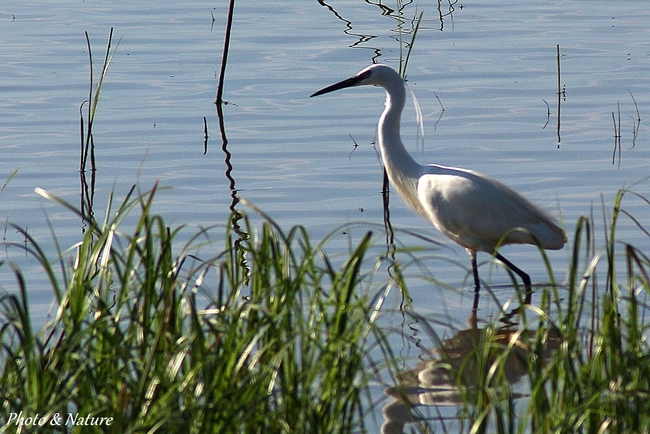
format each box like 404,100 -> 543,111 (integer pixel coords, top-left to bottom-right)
310,64 -> 402,97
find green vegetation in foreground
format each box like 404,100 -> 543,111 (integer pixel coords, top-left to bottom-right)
435,187 -> 650,434
0,185 -> 392,433
1,185 -> 650,433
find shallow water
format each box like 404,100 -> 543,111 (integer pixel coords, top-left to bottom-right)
2,0 -> 650,430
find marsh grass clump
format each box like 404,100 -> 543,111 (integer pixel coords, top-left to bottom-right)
0,185 -> 391,433
521,189 -> 650,433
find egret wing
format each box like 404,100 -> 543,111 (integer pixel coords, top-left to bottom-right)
416,167 -> 564,252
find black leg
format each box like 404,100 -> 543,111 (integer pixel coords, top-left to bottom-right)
470,250 -> 480,293
495,253 -> 532,304
471,284 -> 480,315
468,250 -> 481,316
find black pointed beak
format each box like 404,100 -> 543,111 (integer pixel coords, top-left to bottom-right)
310,69 -> 371,97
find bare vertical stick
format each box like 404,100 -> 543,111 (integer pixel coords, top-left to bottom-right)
82,32 -> 94,173
542,99 -> 550,129
557,45 -> 561,102
612,102 -> 621,168
79,28 -> 118,223
629,89 -> 641,148
401,11 -> 424,78
203,116 -> 209,155
216,0 -> 236,107
90,28 -> 114,173
556,44 -> 561,147
213,0 -> 246,252
81,27 -> 116,174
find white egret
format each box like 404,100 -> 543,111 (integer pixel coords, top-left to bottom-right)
311,64 -> 566,300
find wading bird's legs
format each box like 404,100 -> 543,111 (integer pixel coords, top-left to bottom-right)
469,250 -> 533,310
470,251 -> 482,319
495,253 -> 532,304
469,250 -> 481,294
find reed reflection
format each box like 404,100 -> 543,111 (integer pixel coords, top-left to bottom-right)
316,0 -> 458,56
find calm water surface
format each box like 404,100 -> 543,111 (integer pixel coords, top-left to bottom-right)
2,0 -> 650,430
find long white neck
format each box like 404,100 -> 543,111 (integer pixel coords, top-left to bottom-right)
377,80 -> 425,214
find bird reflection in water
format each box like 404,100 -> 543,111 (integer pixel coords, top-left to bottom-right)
380,301 -> 561,434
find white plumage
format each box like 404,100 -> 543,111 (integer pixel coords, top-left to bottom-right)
311,64 -> 566,299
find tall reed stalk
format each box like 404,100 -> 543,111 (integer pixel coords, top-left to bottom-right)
79,28 -> 120,221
